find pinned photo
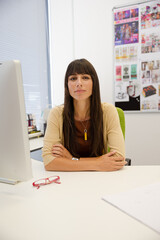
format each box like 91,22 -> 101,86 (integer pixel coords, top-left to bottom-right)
127,81 -> 140,98
142,85 -> 156,97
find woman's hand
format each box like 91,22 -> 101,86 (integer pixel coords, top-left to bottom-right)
98,151 -> 126,171
52,144 -> 72,160
51,145 -> 126,171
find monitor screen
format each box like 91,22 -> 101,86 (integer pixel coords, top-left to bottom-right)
0,60 -> 32,183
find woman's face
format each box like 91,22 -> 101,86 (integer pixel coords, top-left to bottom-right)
68,74 -> 93,101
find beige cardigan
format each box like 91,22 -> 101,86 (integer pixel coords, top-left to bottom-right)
42,102 -> 125,166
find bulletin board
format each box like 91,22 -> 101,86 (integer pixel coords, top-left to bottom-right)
113,0 -> 160,112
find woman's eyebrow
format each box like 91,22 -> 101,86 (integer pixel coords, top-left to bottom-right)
69,74 -> 77,77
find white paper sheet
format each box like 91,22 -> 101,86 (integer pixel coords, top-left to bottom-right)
102,182 -> 160,234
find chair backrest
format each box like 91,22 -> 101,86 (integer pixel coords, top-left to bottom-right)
116,107 -> 125,139
112,107 -> 131,165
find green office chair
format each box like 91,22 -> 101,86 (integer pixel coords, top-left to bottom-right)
116,107 -> 131,166
116,107 -> 125,139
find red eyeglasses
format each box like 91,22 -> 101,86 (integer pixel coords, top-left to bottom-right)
32,176 -> 61,189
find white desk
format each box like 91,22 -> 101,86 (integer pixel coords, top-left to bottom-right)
0,160 -> 160,240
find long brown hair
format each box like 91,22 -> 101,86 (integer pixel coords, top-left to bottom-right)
63,59 -> 104,157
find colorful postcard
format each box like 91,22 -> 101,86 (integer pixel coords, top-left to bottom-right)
116,66 -> 122,81
115,21 -> 139,46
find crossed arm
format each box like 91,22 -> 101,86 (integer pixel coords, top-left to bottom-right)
45,143 -> 126,172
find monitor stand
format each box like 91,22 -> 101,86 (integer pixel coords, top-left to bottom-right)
0,177 -> 19,185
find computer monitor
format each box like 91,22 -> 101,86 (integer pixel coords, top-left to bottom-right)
0,60 -> 32,184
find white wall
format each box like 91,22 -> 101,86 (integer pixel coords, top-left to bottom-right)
49,0 -> 160,165
48,0 -> 74,106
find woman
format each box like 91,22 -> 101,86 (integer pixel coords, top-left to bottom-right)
42,59 -> 126,171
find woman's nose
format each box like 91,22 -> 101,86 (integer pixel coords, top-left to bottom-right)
76,77 -> 82,86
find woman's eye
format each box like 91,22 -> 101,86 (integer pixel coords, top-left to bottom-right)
69,77 -> 77,81
83,75 -> 90,80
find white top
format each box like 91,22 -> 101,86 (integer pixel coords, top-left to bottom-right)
0,160 -> 160,240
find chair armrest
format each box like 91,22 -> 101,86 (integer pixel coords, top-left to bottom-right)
125,158 -> 131,166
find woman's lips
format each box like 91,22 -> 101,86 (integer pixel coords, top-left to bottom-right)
75,90 -> 86,93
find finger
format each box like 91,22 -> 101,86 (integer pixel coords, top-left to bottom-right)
53,153 -> 63,158
52,146 -> 64,153
113,162 -> 126,170
112,157 -> 125,162
106,151 -> 116,157
53,146 -> 61,150
52,149 -> 63,156
115,161 -> 126,166
52,145 -> 63,152
53,153 -> 62,158
53,144 -> 64,149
